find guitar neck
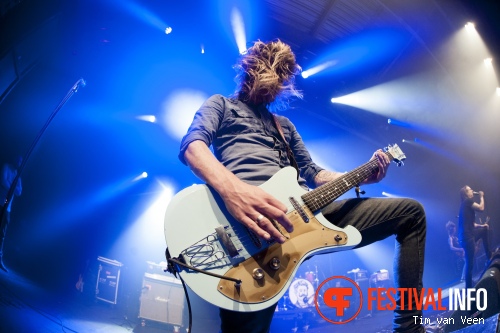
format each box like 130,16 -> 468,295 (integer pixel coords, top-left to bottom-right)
302,151 -> 393,212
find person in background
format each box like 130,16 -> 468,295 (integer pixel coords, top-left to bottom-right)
458,186 -> 491,289
0,155 -> 23,273
445,221 -> 465,280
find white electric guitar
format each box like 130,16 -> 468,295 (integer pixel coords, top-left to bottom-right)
164,144 -> 406,312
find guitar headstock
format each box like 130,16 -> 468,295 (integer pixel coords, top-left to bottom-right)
384,144 -> 406,167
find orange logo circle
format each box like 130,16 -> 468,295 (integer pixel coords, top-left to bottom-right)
314,275 -> 363,324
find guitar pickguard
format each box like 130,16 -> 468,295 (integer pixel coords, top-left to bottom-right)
218,205 -> 349,304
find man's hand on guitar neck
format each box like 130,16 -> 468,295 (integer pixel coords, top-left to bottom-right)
360,149 -> 391,185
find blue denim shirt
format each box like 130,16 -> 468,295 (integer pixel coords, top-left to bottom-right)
179,94 -> 324,189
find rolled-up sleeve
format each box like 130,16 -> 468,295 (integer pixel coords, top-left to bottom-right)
286,120 -> 324,188
178,95 -> 225,165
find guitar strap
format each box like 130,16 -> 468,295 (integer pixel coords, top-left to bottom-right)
272,114 -> 299,179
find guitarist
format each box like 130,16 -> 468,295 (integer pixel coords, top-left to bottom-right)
179,40 -> 426,333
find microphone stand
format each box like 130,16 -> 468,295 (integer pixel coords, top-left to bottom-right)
0,78 -> 86,223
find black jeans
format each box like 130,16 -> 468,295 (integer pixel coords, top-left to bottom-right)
220,197 -> 426,333
461,227 -> 492,289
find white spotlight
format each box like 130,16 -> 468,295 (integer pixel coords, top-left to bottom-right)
465,22 -> 475,32
165,26 -> 172,34
136,115 -> 156,123
496,87 -> 500,96
231,7 -> 247,54
484,58 -> 493,67
201,44 -> 205,54
162,90 -> 208,139
133,172 -> 148,182
302,60 -> 338,79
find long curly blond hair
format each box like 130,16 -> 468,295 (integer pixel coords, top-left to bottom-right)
233,40 -> 302,110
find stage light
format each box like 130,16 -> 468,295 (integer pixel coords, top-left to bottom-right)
497,87 -> 500,96
231,7 -> 247,54
201,44 -> 205,54
401,139 -> 417,145
330,95 -> 350,104
387,118 -> 411,128
164,26 -> 172,34
136,115 -> 156,123
382,192 -> 401,198
112,0 -> 169,33
162,89 -> 208,140
133,172 -> 148,182
465,22 -> 475,32
484,58 -> 493,67
302,60 -> 338,79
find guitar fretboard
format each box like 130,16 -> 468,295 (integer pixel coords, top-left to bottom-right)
301,151 -> 394,212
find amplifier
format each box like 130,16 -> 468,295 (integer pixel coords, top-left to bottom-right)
347,268 -> 368,281
139,272 -> 185,326
95,256 -> 123,304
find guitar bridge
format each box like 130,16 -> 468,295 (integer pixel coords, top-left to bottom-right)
215,226 -> 240,257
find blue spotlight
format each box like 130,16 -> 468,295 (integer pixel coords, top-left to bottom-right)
165,26 -> 172,35
110,0 -> 170,33
301,28 -> 407,78
387,118 -> 411,128
401,139 -> 418,145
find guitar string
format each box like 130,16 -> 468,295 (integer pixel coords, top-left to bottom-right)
185,151 -> 397,265
302,151 -> 393,211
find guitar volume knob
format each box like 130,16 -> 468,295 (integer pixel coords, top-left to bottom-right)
252,268 -> 265,280
268,257 -> 281,270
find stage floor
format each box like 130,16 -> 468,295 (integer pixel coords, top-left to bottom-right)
0,269 -> 490,333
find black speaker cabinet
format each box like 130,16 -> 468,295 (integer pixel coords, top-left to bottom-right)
95,256 -> 123,304
139,272 -> 185,326
444,259 -> 500,332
